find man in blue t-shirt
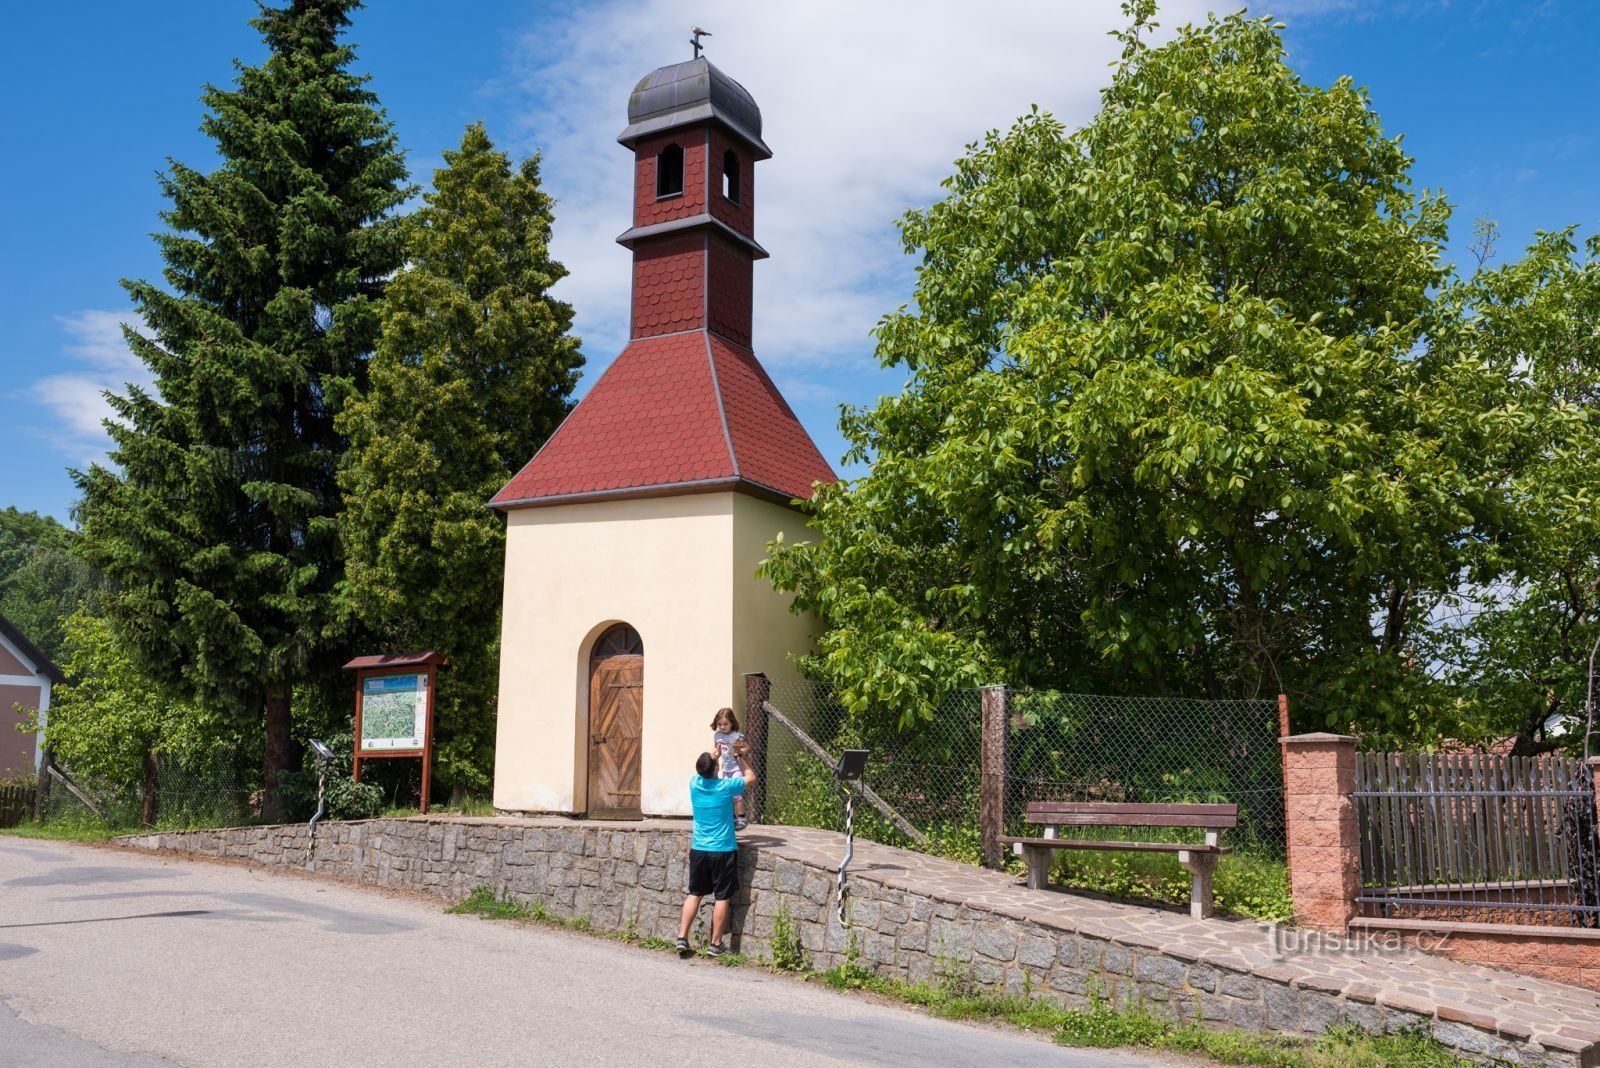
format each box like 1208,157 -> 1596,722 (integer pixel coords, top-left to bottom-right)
676,737 -> 755,958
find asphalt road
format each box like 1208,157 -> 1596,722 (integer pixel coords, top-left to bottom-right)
0,836 -> 1166,1068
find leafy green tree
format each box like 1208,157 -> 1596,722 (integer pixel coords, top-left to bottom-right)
337,123 -> 582,796
74,0 -> 410,820
763,5 -> 1522,734
1428,227 -> 1600,753
0,508 -> 105,662
35,613 -> 221,827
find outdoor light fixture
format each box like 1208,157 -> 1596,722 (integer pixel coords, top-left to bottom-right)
833,749 -> 868,782
308,738 -> 333,840
833,749 -> 870,928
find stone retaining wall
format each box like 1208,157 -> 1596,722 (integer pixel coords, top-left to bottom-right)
118,818 -> 1600,1068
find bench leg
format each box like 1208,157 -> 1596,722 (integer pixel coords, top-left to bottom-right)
1022,845 -> 1050,890
1177,850 -> 1217,919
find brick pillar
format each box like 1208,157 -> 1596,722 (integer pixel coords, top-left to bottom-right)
980,685 -> 1010,870
743,673 -> 770,824
1282,732 -> 1359,932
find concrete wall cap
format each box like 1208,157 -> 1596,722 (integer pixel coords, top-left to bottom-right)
1280,732 -> 1356,744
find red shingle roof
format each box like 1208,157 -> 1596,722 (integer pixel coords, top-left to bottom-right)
491,330 -> 836,509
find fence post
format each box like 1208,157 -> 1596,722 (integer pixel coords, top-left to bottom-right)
33,749 -> 51,823
1282,732 -> 1359,932
743,673 -> 770,824
1589,757 -> 1600,840
980,684 -> 1010,870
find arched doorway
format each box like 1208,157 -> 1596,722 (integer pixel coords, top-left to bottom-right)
586,623 -> 643,819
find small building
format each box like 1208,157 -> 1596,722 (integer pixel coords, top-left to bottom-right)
0,613 -> 63,778
489,56 -> 836,818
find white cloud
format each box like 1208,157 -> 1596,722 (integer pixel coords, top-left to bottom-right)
496,0 -> 1217,389
31,309 -> 154,469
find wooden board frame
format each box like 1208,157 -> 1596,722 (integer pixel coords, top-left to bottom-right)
344,651 -> 448,815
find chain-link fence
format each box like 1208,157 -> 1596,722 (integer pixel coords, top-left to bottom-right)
761,679 -> 1284,862
33,754 -> 254,832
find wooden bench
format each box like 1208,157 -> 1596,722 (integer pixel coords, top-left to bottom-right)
1000,802 -> 1237,919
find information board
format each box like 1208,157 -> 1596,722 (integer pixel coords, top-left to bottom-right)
359,673 -> 427,753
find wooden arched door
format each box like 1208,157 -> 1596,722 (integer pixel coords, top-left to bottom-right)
586,624 -> 643,819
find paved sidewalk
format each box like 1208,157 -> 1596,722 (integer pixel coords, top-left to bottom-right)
764,825 -> 1600,1063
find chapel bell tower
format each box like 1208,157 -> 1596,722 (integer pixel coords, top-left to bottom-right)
490,55 -> 835,819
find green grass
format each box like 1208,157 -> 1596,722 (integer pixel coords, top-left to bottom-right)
383,797 -> 498,819
1051,849 -> 1294,924
445,886 -> 537,920
811,967 -> 1468,1068
0,820 -> 120,842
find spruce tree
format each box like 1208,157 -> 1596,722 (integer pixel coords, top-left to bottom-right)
337,123 -> 582,797
75,0 -> 410,820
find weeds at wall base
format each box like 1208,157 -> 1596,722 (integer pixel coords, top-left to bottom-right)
446,884 -> 1469,1067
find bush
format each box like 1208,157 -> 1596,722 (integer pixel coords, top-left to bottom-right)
278,732 -> 384,821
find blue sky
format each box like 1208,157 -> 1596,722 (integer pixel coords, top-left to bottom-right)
2,1 -> 1595,522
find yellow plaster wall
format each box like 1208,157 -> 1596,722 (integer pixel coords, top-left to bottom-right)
493,493 -> 735,816
493,489 -> 823,819
730,493 -> 819,709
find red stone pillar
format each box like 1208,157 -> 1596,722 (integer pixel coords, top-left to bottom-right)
1282,732 -> 1359,932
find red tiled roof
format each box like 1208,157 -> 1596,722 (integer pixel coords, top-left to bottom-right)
491,330 -> 836,509
708,333 -> 836,500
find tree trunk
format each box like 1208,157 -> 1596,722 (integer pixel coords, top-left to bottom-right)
261,687 -> 293,823
141,748 -> 159,829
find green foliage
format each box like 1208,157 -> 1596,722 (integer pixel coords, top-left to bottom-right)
819,932 -> 875,989
0,508 -> 105,663
1425,226 -> 1600,752
1053,850 -> 1293,924
336,122 -> 581,793
37,612 -> 222,787
73,0 -> 412,820
759,7 -> 1540,739
769,896 -> 807,972
278,732 -> 383,821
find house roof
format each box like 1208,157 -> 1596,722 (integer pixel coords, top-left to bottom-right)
490,331 -> 837,510
0,612 -> 64,684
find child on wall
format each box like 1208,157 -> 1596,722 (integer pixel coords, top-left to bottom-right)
711,708 -> 749,831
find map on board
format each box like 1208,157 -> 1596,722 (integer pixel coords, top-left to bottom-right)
360,673 -> 427,752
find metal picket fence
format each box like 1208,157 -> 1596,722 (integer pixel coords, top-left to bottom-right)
1354,750 -> 1600,928
758,678 -> 1284,860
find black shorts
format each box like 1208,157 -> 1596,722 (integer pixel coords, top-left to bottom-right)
687,848 -> 739,901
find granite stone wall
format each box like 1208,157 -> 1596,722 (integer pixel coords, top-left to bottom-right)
117,818 -> 1598,1068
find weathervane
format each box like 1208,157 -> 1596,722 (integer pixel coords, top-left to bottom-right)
691,26 -> 711,59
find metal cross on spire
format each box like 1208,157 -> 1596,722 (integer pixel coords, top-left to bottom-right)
691,26 -> 711,59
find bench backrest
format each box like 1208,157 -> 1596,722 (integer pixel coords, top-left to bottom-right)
1024,801 -> 1238,830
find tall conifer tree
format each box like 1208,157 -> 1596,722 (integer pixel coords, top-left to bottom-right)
338,123 -> 582,796
76,0 -> 409,819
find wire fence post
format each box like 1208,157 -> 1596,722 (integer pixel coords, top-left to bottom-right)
33,748 -> 51,823
980,684 -> 1010,869
743,672 -> 770,824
